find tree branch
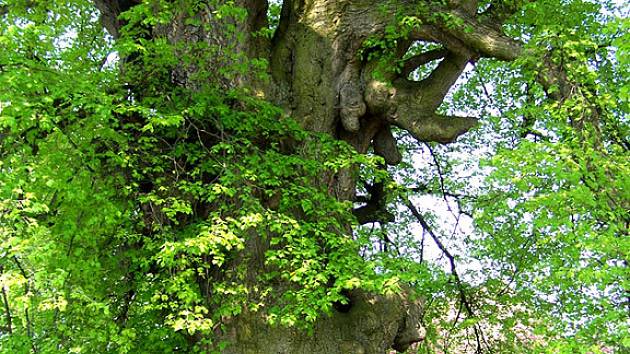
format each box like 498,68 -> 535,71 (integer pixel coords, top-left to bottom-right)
0,1 -> 36,17
363,49 -> 477,144
405,200 -> 476,319
419,51 -> 471,112
353,181 -> 394,225
405,200 -> 484,353
426,143 -> 455,215
401,48 -> 449,78
372,125 -> 402,165
392,113 -> 478,144
436,13 -> 524,61
410,183 -> 475,218
0,265 -> 12,335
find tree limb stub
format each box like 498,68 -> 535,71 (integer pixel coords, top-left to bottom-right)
353,178 -> 396,225
373,125 -> 402,165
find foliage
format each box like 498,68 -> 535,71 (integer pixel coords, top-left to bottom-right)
0,0 -> 627,353
0,1 -> 391,352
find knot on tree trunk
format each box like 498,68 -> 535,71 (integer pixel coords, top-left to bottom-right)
392,295 -> 426,352
340,82 -> 367,132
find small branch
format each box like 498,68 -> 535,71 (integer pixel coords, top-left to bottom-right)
451,300 -> 464,330
12,257 -> 36,352
411,184 -> 476,218
0,265 -> 12,334
405,201 -> 476,318
496,265 -> 520,297
426,143 -> 454,214
473,325 -> 483,353
411,184 -> 464,199
470,61 -> 495,109
0,1 -> 36,17
419,230 -> 426,263
115,288 -> 136,327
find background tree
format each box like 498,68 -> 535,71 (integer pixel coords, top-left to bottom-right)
0,0 -> 627,353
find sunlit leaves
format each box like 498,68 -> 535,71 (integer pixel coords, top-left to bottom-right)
0,1 -> 400,352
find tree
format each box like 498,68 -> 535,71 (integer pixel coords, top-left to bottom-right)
0,0 -> 627,353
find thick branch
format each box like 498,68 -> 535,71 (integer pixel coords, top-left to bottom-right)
364,48 -> 476,144
363,78 -> 479,144
436,13 -> 524,60
424,4 -> 601,134
401,48 -> 448,78
416,52 -> 471,110
393,113 -> 478,144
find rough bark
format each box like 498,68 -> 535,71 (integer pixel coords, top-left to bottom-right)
221,289 -> 424,354
90,0 -> 554,352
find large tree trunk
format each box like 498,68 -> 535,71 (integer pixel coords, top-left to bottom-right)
220,290 -> 424,354
91,0 -> 553,352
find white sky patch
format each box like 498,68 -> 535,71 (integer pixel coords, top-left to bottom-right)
102,51 -> 119,70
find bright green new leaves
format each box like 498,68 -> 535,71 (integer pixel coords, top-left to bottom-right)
0,1 -> 131,352
0,1 -> 390,352
475,138 -> 628,346
466,1 -> 628,351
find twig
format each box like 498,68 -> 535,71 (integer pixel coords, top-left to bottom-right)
425,144 -> 455,216
0,265 -> 12,334
405,200 -> 476,319
12,256 -> 36,352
